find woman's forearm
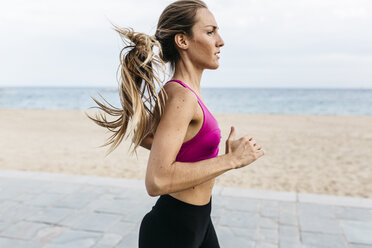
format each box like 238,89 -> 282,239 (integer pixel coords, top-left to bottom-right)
151,153 -> 236,196
138,136 -> 153,150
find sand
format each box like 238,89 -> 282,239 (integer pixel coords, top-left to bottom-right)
1,109 -> 371,198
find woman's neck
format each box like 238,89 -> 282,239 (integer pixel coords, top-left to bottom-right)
172,59 -> 203,93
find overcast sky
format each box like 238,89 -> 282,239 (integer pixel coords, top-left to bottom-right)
1,0 -> 371,88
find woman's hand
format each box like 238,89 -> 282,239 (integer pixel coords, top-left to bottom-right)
225,126 -> 264,169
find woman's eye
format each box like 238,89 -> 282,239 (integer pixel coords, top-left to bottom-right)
207,31 -> 214,35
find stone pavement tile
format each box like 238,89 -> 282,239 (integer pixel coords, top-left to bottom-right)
261,205 -> 279,219
0,200 -> 21,224
13,193 -> 39,204
0,237 -> 43,248
255,242 -> 278,248
0,199 -> 20,213
221,187 -> 296,202
298,202 -> 336,219
0,178 -> 15,187
299,216 -> 342,234
279,225 -> 300,238
121,206 -> 151,223
80,185 -> 108,196
44,182 -> 84,194
279,238 -> 302,248
0,204 -> 43,223
114,188 -> 147,200
91,233 -> 123,248
85,177 -> 144,190
256,228 -> 278,244
25,207 -> 72,224
211,205 -> 226,224
0,187 -> 27,201
301,232 -> 348,248
115,231 -> 139,248
16,179 -> 51,192
340,220 -> 372,245
44,229 -> 102,248
215,226 -> 255,248
31,226 -> 69,244
224,196 -> 260,212
4,179 -> 50,196
73,212 -> 122,232
0,220 -> 52,240
219,210 -> 259,229
225,226 -> 257,240
210,194 -> 229,208
102,186 -> 126,195
211,204 -> 225,225
349,244 -> 372,248
279,202 -> 297,215
211,215 -> 220,225
106,220 -> 136,236
58,209 -> 91,227
299,193 -> 372,209
92,195 -> 150,217
279,212 -> 298,226
259,217 -> 278,230
20,193 -> 66,207
211,203 -> 225,216
0,221 -> 12,232
279,225 -> 303,248
334,206 -> 372,222
52,191 -> 99,209
261,200 -> 279,209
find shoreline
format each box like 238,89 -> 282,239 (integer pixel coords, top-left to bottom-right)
1,109 -> 371,198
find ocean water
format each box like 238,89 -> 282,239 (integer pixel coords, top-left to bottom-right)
0,87 -> 371,115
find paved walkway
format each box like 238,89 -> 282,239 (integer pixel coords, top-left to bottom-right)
0,170 -> 371,248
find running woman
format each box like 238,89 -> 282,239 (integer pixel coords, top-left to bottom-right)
89,1 -> 264,247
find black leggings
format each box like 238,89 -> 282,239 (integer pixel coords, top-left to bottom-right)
139,194 -> 220,248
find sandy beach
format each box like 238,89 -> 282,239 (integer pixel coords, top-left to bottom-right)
1,109 -> 371,198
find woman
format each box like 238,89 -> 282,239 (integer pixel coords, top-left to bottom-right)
89,0 -> 264,247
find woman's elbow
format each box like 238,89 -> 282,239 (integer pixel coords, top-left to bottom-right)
146,185 -> 159,197
145,177 -> 163,197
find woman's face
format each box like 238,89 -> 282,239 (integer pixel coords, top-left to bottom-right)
187,8 -> 225,70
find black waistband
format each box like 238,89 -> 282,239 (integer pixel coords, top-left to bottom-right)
153,194 -> 212,215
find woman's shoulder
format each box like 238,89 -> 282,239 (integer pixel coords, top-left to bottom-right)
162,81 -> 198,104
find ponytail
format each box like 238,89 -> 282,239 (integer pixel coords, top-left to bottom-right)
88,26 -> 167,156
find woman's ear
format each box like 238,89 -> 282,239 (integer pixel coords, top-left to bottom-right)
174,33 -> 189,50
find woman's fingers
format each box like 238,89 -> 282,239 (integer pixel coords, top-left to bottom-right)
257,149 -> 265,157
227,126 -> 236,141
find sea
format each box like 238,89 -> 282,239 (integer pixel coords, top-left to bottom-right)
0,87 -> 371,115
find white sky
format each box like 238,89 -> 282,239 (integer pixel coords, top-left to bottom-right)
1,0 -> 371,88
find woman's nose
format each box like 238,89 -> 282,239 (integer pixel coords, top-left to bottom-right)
217,34 -> 224,47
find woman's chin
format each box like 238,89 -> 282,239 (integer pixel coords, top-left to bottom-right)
207,63 -> 220,70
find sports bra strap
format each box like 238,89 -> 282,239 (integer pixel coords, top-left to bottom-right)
166,80 -> 202,103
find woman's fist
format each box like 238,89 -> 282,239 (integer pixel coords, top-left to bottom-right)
225,126 -> 264,169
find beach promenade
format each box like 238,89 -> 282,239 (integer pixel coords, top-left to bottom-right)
0,169 -> 371,248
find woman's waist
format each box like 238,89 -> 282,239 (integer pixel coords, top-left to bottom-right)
169,179 -> 215,206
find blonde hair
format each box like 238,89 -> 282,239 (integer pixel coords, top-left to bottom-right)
88,0 -> 207,156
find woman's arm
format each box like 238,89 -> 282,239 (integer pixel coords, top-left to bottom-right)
145,83 -> 235,196
149,153 -> 236,196
145,83 -> 263,196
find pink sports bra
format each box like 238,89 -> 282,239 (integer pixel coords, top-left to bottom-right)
165,79 -> 222,162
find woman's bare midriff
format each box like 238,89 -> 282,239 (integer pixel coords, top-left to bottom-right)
168,93 -> 215,206
169,178 -> 215,206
